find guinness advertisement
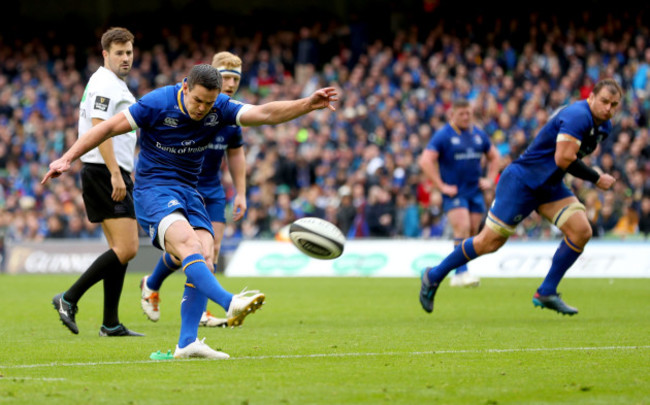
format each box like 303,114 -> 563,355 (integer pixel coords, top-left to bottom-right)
3,240 -> 230,274
5,241 -> 105,274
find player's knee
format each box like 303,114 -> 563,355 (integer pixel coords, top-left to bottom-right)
476,236 -> 504,255
567,222 -> 592,246
112,243 -> 138,263
122,245 -> 138,262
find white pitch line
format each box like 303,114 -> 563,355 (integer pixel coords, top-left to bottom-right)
0,345 -> 648,369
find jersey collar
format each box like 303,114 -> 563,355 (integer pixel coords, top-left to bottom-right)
177,78 -> 188,115
450,122 -> 463,135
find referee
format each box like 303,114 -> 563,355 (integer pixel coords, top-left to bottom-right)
52,27 -> 142,337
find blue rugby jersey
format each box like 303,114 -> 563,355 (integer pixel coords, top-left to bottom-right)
196,125 -> 244,200
426,123 -> 492,196
508,100 -> 612,189
125,82 -> 248,188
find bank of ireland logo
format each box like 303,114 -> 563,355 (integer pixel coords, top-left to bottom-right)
411,254 -> 446,276
332,253 -> 388,276
181,139 -> 195,146
167,199 -> 180,208
255,254 -> 309,275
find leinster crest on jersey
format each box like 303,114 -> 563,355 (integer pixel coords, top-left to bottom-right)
204,113 -> 219,127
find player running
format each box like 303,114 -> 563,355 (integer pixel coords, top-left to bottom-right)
419,78 -> 621,316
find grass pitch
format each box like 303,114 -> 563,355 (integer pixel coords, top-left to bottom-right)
0,274 -> 648,404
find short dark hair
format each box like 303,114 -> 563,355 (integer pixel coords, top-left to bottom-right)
187,64 -> 222,91
452,99 -> 470,109
101,27 -> 134,52
593,78 -> 623,98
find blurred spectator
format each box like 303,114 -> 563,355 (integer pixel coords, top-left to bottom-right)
395,190 -> 420,237
2,11 -> 650,246
638,196 -> 650,238
365,185 -> 394,237
612,202 -> 639,237
335,185 -> 356,236
596,202 -> 620,236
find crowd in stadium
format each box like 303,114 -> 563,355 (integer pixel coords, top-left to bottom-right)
2,10 -> 650,255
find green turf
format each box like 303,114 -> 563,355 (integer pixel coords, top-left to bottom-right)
0,274 -> 648,404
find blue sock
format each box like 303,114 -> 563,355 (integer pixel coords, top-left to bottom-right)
147,253 -> 179,291
203,263 -> 218,314
178,284 -> 208,348
182,254 -> 233,310
537,237 -> 583,296
428,237 -> 478,284
453,238 -> 469,275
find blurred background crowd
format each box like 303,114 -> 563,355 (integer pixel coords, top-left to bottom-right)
2,7 -> 650,263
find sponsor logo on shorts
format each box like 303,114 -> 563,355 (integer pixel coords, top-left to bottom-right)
93,96 -> 110,112
167,199 -> 180,208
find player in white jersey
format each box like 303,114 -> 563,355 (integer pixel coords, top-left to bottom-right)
51,27 -> 143,337
43,64 -> 338,358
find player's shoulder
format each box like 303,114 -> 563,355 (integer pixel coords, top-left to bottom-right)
214,93 -> 246,109
87,67 -> 120,93
433,123 -> 454,137
139,84 -> 178,109
471,124 -> 488,136
559,100 -> 591,119
560,100 -> 593,128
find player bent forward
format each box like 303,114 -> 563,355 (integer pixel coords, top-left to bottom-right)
43,64 -> 338,359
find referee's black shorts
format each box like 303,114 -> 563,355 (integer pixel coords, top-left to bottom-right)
81,163 -> 136,223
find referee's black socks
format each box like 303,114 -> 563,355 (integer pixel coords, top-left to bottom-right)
64,249 -> 123,304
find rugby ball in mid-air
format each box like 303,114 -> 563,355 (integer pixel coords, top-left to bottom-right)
289,217 -> 346,260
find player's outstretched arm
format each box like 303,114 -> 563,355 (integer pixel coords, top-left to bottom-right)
41,112 -> 133,184
239,87 -> 338,126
